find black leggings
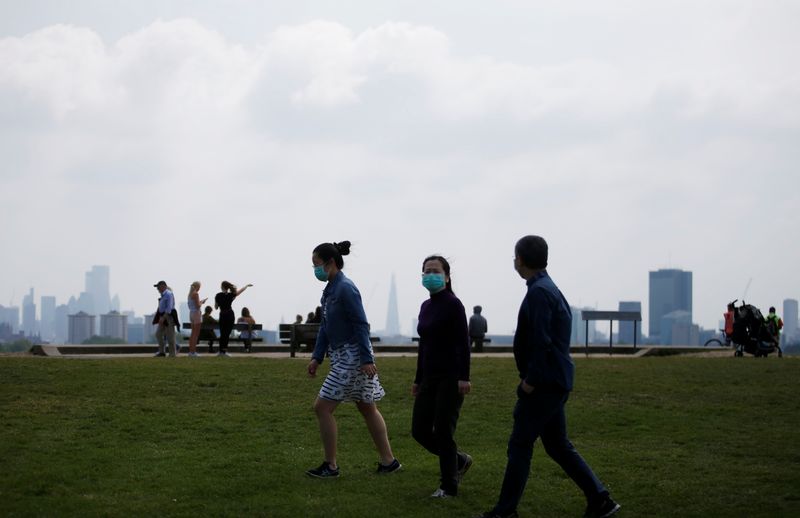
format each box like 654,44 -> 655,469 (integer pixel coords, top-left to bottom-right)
219,311 -> 235,352
411,377 -> 465,494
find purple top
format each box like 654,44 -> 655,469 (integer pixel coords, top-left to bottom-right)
415,289 -> 470,384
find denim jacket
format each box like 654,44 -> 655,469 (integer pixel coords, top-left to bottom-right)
312,271 -> 374,365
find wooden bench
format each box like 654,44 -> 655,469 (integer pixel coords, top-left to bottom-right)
181,322 -> 264,343
279,323 -> 382,358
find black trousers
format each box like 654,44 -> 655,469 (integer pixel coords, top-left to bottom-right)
411,377 -> 464,494
219,310 -> 235,352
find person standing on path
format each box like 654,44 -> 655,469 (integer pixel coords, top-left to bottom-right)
154,280 -> 178,357
469,305 -> 488,352
305,240 -> 401,478
214,281 -> 252,357
478,235 -> 619,518
187,281 -> 207,358
412,254 -> 472,498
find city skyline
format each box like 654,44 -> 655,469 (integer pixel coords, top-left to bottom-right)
4,262 -> 798,341
1,2 -> 798,337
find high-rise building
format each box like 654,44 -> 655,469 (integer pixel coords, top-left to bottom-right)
54,304 -> 69,343
100,311 -> 128,342
22,288 -> 37,337
649,269 -> 692,344
85,265 -> 111,316
68,311 -> 95,344
660,310 -> 692,345
570,307 -> 597,345
618,301 -> 642,344
783,299 -> 798,343
40,296 -> 56,342
385,274 -> 401,336
0,305 -> 20,333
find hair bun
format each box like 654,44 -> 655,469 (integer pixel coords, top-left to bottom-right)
334,240 -> 351,256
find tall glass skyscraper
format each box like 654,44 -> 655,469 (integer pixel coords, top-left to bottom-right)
649,269 -> 692,344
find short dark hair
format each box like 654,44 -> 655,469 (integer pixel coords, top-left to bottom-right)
515,235 -> 548,269
769,306 -> 776,313
313,241 -> 351,269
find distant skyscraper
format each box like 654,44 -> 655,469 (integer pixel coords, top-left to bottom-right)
385,274 -> 401,336
783,299 -> 798,342
649,269 -> 692,344
618,301 -> 642,344
85,265 -> 111,316
22,288 -> 37,337
100,311 -> 128,342
111,294 -> 121,312
570,307 -> 597,345
68,311 -> 95,344
54,304 -> 69,343
0,305 -> 20,333
40,296 -> 56,342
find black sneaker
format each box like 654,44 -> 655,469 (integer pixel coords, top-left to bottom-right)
376,458 -> 402,474
584,496 -> 620,518
475,511 -> 518,518
153,351 -> 166,357
457,453 -> 473,482
306,461 -> 339,478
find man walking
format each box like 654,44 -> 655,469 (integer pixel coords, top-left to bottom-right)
153,280 -> 177,357
478,235 -> 619,518
469,305 -> 488,352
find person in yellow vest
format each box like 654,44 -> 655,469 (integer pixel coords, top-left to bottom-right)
765,307 -> 783,345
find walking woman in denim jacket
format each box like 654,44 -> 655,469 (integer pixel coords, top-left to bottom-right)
305,240 -> 401,478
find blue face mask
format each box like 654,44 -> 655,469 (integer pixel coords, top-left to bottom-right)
422,273 -> 446,293
314,265 -> 329,282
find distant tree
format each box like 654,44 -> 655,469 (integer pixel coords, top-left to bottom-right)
82,336 -> 127,345
0,339 -> 33,353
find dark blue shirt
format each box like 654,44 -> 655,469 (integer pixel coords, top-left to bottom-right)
312,271 -> 374,365
415,289 -> 470,384
513,271 -> 574,391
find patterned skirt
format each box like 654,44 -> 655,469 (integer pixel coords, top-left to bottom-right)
319,343 -> 385,403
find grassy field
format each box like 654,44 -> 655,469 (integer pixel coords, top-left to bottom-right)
1,355 -> 799,517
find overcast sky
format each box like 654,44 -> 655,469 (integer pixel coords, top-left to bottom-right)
1,1 -> 798,336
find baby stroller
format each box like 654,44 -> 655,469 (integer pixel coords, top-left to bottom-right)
730,301 -> 782,358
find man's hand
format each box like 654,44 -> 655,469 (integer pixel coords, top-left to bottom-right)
411,383 -> 420,397
520,380 -> 535,394
458,380 -> 471,395
307,359 -> 319,377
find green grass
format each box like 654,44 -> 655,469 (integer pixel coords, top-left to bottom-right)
1,356 -> 799,517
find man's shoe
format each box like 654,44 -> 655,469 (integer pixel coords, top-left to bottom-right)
430,488 -> 451,498
153,351 -> 166,357
584,496 -> 620,518
217,351 -> 231,357
306,461 -> 340,478
376,458 -> 402,474
457,453 -> 473,482
188,352 -> 200,358
475,511 -> 518,518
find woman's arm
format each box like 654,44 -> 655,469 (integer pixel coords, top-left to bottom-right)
236,284 -> 253,296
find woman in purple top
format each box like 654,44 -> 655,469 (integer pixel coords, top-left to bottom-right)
412,255 -> 472,498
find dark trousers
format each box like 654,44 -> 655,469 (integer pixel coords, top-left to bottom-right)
411,377 -> 464,495
219,311 -> 234,352
494,387 -> 607,515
